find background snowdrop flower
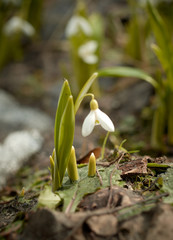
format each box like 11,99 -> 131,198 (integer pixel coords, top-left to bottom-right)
3,16 -> 35,36
82,99 -> 115,137
65,16 -> 92,37
78,40 -> 98,64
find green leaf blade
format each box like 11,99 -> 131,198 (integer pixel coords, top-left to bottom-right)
54,80 -> 71,160
58,95 -> 75,184
98,67 -> 159,89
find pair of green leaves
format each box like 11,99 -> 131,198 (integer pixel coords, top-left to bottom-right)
52,73 -> 99,191
53,81 -> 75,191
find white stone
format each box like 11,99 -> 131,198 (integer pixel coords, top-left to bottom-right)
0,130 -> 43,188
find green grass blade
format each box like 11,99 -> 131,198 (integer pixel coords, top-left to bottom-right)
146,1 -> 170,51
58,96 -> 75,184
74,72 -> 98,114
54,80 -> 71,164
98,67 -> 159,89
147,1 -> 173,90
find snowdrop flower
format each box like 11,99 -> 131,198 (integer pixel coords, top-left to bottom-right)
3,16 -> 35,37
78,40 -> 98,64
82,98 -> 115,137
65,16 -> 92,37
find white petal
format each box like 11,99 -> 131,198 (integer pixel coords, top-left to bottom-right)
22,22 -> 35,36
95,109 -> 115,132
65,16 -> 92,37
3,16 -> 35,36
85,40 -> 98,52
82,110 -> 95,137
65,16 -> 78,37
78,41 -> 98,64
78,17 -> 92,36
3,16 -> 22,35
78,41 -> 98,56
82,54 -> 98,64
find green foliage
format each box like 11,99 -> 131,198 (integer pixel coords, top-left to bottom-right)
98,66 -> 158,89
147,1 -> 173,147
125,0 -> 147,61
51,73 -> 100,191
52,81 -> 75,191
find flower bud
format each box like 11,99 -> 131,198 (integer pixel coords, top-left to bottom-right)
49,155 -> 55,180
67,146 -> 79,181
88,153 -> 96,177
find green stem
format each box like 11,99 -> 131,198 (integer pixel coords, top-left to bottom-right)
101,132 -> 110,159
52,160 -> 61,192
151,98 -> 166,149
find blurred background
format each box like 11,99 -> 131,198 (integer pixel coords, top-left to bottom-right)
1,0 -> 173,188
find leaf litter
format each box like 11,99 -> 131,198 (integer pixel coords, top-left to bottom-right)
0,150 -> 173,240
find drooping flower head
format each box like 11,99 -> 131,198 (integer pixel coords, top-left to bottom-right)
82,98 -> 115,137
78,40 -> 98,64
65,15 -> 92,38
3,16 -> 35,36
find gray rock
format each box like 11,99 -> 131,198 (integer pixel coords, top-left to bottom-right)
0,130 -> 43,189
0,90 -> 53,135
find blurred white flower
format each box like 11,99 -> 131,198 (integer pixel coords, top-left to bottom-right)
3,16 -> 35,36
65,16 -> 92,37
82,99 -> 115,137
78,40 -> 98,64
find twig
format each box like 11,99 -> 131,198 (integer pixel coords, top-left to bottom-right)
142,176 -> 161,193
96,169 -> 103,186
65,189 -> 78,214
64,192 -> 168,240
96,153 -> 123,167
107,154 -> 124,208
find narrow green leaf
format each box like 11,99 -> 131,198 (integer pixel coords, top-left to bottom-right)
146,1 -> 170,50
151,44 -> 168,71
54,80 -> 71,161
98,67 -> 159,89
58,95 -> 75,184
147,1 -> 173,90
74,72 -> 98,114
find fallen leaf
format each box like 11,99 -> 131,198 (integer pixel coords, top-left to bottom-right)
77,147 -> 101,164
38,186 -> 61,209
119,156 -> 148,176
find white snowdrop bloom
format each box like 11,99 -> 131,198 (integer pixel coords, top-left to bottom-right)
78,40 -> 98,64
82,99 -> 115,137
3,16 -> 35,36
65,16 -> 92,37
